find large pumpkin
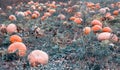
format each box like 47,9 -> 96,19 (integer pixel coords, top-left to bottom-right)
28,50 -> 49,67
97,32 -> 118,42
8,42 -> 27,57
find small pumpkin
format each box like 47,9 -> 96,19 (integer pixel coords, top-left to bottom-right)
105,12 -> 111,18
26,10 -> 32,15
9,15 -> 17,21
10,35 -> 22,43
33,11 -> 40,17
6,23 -> 17,34
48,9 -> 56,14
57,14 -> 66,20
97,32 -> 118,42
28,50 -> 49,67
31,14 -> 38,19
92,25 -> 102,32
41,16 -> 47,21
44,12 -> 51,17
69,16 -> 76,21
113,10 -> 119,16
102,27 -> 112,32
91,19 -> 102,26
8,42 -> 27,57
73,18 -> 82,24
83,27 -> 91,35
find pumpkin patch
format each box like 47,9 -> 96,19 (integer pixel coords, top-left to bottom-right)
0,0 -> 120,69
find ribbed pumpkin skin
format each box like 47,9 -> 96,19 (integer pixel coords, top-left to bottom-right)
8,42 -> 27,57
28,50 -> 49,67
10,35 -> 22,43
6,24 -> 17,34
97,32 -> 118,42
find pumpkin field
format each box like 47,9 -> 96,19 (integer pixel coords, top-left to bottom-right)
0,0 -> 120,70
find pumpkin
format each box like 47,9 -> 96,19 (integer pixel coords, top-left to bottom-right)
73,18 -> 82,24
28,50 -> 49,67
105,12 -> 111,18
6,23 -> 17,34
97,32 -> 118,42
92,25 -> 102,32
44,12 -> 51,17
57,14 -> 66,20
24,12 -> 29,16
28,1 -> 34,4
41,16 -> 47,21
91,19 -> 102,26
48,9 -> 56,14
47,4 -> 57,8
31,14 -> 38,19
95,3 -> 101,9
33,11 -> 40,17
26,10 -> 32,15
102,27 -> 112,32
8,42 -> 27,57
83,27 -> 91,35
6,6 -> 12,10
69,16 -> 76,21
74,12 -> 82,18
10,35 -> 22,43
113,10 -> 119,16
9,15 -> 17,21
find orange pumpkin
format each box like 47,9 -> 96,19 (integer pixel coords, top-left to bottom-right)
6,24 -> 17,34
48,9 -> 56,14
26,10 -> 32,15
105,12 -> 111,18
8,42 -> 27,57
95,3 -> 101,9
9,15 -> 17,21
10,35 -> 22,43
92,25 -> 102,32
47,4 -> 57,8
69,16 -> 76,21
44,12 -> 51,17
31,14 -> 38,19
102,27 -> 112,32
113,10 -> 119,16
33,11 -> 40,17
24,12 -> 29,16
91,19 -> 102,26
28,50 -> 49,67
83,27 -> 91,35
97,32 -> 118,42
74,18 -> 82,24
41,16 -> 47,21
